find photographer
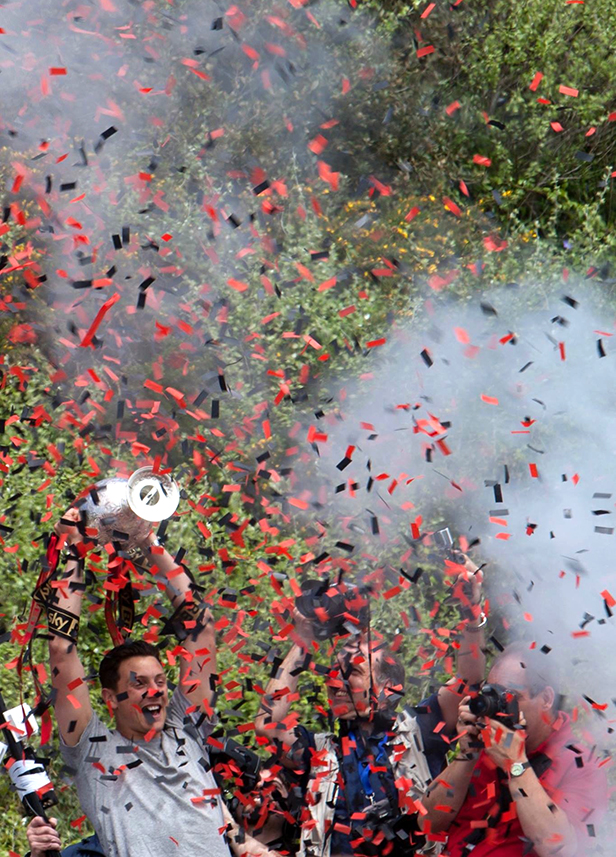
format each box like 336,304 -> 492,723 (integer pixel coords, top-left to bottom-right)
45,508 -> 231,857
419,644 -> 607,857
254,555 -> 486,857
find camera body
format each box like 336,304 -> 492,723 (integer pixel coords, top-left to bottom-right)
433,526 -> 455,554
357,795 -> 418,855
295,578 -> 370,640
211,736 -> 261,792
469,684 -> 520,730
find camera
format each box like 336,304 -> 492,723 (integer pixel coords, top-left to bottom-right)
357,796 -> 418,855
210,735 -> 261,792
469,684 -> 520,730
295,578 -> 370,640
433,526 -> 455,555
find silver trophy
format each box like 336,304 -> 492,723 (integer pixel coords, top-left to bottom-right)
78,467 -> 180,549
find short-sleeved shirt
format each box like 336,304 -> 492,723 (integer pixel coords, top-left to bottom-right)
444,712 -> 608,857
60,690 -> 231,857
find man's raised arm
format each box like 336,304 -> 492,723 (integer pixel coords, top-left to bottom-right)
254,612 -> 313,768
438,554 -> 486,733
47,509 -> 93,747
140,532 -> 217,716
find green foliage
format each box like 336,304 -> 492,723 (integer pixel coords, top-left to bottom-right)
3,0 -> 616,851
363,0 -> 616,259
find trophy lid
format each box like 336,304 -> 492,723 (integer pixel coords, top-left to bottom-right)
127,466 -> 180,522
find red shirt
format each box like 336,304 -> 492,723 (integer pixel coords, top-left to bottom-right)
444,713 -> 607,857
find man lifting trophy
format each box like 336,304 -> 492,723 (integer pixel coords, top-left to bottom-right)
23,467 -> 238,857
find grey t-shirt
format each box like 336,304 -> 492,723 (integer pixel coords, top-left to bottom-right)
60,690 -> 231,857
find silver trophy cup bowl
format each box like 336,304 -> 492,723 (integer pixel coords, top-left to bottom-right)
78,468 -> 179,549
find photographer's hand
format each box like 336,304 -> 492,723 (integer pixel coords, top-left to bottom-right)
254,607 -> 313,769
222,803 -> 283,857
291,607 -> 314,650
482,716 -> 528,771
438,553 -> 486,733
483,714 -> 580,857
456,697 -> 483,757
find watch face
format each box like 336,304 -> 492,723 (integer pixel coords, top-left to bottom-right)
510,762 -> 525,777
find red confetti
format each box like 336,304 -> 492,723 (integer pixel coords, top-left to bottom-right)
529,71 -> 544,91
559,85 -> 579,97
227,278 -> 249,292
417,45 -> 435,58
483,234 -> 508,252
289,497 -> 309,510
188,68 -> 211,81
80,292 -> 121,348
442,196 -> 462,217
308,134 -> 328,154
317,276 -> 337,292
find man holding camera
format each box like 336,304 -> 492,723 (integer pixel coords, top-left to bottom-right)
419,644 -> 607,857
254,555 -> 486,857
43,509 -> 233,857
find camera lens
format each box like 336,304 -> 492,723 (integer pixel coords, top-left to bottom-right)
469,686 -> 499,719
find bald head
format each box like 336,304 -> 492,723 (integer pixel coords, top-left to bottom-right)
487,645 -> 559,750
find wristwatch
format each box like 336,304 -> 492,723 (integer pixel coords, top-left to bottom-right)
510,761 -> 530,778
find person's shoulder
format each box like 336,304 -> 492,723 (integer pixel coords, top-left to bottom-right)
394,704 -> 431,731
164,687 -> 218,742
548,713 -> 608,780
60,709 -> 111,755
297,724 -> 318,742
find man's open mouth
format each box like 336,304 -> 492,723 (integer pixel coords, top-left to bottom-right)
142,704 -> 163,720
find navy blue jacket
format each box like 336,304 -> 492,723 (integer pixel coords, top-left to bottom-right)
26,833 -> 105,857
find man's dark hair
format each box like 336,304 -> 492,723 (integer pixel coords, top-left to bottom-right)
374,648 -> 405,691
497,642 -> 562,712
373,648 -> 405,713
99,640 -> 163,690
